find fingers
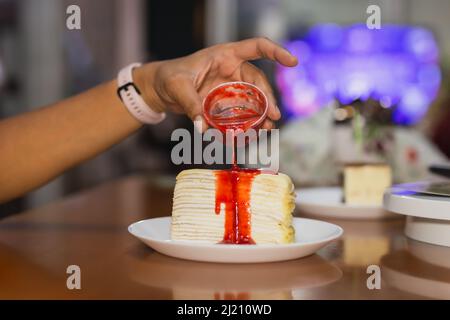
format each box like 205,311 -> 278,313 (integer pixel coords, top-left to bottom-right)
241,62 -> 281,121
261,118 -> 275,130
232,37 -> 298,67
166,76 -> 207,132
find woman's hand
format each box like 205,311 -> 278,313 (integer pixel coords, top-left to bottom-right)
135,37 -> 298,132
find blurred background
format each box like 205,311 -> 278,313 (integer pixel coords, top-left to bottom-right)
0,0 -> 449,217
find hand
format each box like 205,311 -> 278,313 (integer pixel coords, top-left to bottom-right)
134,37 -> 298,132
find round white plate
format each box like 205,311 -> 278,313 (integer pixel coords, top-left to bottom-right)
404,216 -> 450,247
128,217 -> 343,263
384,186 -> 450,246
383,185 -> 450,220
295,187 -> 397,220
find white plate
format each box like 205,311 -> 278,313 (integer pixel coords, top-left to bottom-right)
128,217 -> 343,263
383,186 -> 450,246
296,187 -> 397,220
408,239 -> 450,269
383,185 -> 450,220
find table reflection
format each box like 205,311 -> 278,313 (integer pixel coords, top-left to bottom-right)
127,251 -> 342,300
381,240 -> 450,299
0,244 -> 72,299
315,218 -> 404,267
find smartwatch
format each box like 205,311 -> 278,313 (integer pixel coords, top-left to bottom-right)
117,63 -> 166,124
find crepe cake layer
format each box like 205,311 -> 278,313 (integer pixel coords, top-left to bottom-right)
171,169 -> 295,244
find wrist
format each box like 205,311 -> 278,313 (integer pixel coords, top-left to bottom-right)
117,62 -> 166,125
133,62 -> 165,113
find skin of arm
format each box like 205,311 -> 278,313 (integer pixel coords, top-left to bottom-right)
0,80 -> 142,203
0,37 -> 297,203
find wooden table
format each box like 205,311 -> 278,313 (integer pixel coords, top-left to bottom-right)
0,175 -> 448,300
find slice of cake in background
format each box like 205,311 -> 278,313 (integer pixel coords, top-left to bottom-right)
171,169 -> 295,244
343,163 -> 392,206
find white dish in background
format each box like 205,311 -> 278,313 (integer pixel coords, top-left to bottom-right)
383,185 -> 450,247
295,187 -> 398,220
407,238 -> 450,269
383,185 -> 450,221
128,217 -> 343,263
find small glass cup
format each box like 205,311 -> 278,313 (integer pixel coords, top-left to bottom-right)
202,81 -> 268,133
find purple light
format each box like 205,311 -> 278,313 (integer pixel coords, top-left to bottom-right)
285,80 -> 324,116
286,40 -> 311,63
394,86 -> 430,124
293,82 -> 319,112
377,25 -> 407,52
345,25 -> 374,53
380,96 -> 393,108
404,27 -> 439,63
276,24 -> 441,125
337,72 -> 372,104
417,64 -> 441,92
307,24 -> 343,52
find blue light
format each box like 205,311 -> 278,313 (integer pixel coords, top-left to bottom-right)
394,85 -> 430,124
417,64 -> 441,91
337,72 -> 372,104
307,24 -> 343,52
404,27 -> 439,63
345,24 -> 374,53
277,24 -> 441,125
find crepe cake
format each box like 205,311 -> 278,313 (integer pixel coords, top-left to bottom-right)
171,169 -> 296,244
343,163 -> 392,206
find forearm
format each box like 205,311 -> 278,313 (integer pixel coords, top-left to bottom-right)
0,80 -> 142,203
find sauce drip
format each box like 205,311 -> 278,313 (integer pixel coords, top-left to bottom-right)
204,82 -> 268,244
213,114 -> 260,244
214,166 -> 260,244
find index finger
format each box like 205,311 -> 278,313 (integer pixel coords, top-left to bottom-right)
232,37 -> 298,67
